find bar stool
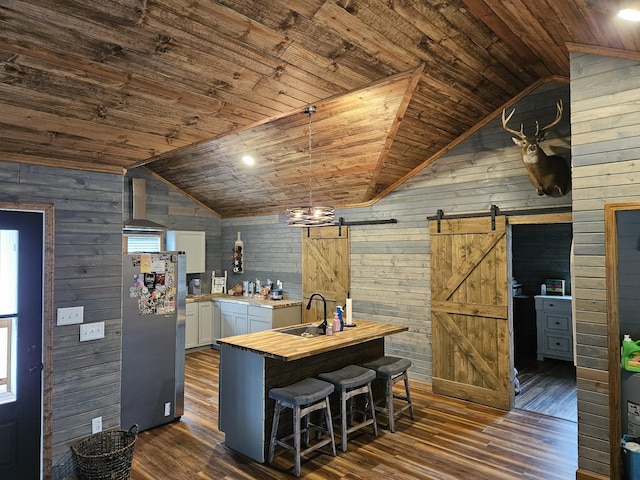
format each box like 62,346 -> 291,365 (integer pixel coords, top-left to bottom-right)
267,377 -> 337,477
362,356 -> 414,432
317,364 -> 378,452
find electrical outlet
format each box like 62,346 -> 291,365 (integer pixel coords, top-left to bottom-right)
164,402 -> 171,417
91,416 -> 102,434
80,322 -> 105,341
57,306 -> 84,326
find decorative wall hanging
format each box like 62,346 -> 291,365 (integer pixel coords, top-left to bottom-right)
232,232 -> 243,274
501,100 -> 571,197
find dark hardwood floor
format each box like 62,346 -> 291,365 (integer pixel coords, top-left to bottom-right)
515,357 -> 577,422
129,349 -> 578,479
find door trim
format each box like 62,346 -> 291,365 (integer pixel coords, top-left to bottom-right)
0,202 -> 54,478
605,201 -> 640,480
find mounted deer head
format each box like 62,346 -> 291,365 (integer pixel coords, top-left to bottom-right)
502,100 -> 571,197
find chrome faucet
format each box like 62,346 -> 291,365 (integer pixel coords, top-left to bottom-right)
306,293 -> 327,334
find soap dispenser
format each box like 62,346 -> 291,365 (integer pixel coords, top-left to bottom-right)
333,310 -> 340,333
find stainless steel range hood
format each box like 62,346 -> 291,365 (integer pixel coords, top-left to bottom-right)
123,178 -> 168,231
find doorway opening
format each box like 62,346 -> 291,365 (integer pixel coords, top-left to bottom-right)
605,201 -> 640,479
511,221 -> 576,422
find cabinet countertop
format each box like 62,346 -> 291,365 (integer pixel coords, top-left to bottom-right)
534,295 -> 572,301
186,293 -> 301,309
217,320 -> 407,362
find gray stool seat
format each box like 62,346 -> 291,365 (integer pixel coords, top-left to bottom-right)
362,356 -> 414,433
269,378 -> 334,406
364,356 -> 411,378
318,365 -> 378,452
318,364 -> 376,389
268,378 -> 336,477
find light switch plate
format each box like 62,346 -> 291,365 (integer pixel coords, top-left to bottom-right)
80,322 -> 104,341
57,306 -> 84,325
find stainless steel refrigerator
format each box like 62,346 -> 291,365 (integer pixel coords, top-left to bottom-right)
121,252 -> 186,432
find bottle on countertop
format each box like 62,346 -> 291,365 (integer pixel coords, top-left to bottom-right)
337,306 -> 344,331
326,322 -> 333,336
333,311 -> 340,333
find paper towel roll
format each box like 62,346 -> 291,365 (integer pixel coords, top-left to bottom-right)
346,298 -> 353,325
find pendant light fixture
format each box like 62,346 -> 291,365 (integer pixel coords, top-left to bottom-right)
287,106 -> 335,227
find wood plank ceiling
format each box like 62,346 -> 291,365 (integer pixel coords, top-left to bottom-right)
1,0 -> 638,218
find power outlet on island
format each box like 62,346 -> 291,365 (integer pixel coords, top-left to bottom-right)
164,402 -> 171,417
91,416 -> 102,434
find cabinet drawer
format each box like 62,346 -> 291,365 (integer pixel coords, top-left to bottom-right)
248,305 -> 272,321
545,334 -> 572,355
186,303 -> 198,315
542,299 -> 571,312
220,302 -> 248,315
545,314 -> 571,333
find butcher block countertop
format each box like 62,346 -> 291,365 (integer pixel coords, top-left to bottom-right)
217,320 -> 407,362
186,293 -> 301,309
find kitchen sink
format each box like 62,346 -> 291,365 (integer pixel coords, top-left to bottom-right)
279,325 -> 325,337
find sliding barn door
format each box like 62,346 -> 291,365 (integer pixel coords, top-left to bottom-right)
302,226 -> 350,324
429,216 -> 513,410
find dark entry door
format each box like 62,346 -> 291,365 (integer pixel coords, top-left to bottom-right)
0,210 -> 44,479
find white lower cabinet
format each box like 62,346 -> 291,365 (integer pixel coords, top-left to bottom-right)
185,303 -> 198,349
185,301 -> 215,349
219,301 -> 301,337
247,305 -> 271,333
220,302 -> 249,338
198,301 -> 213,345
212,301 -> 221,344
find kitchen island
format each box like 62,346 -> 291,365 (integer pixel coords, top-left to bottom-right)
217,320 -> 407,462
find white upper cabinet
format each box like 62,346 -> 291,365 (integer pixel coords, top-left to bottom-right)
166,230 -> 206,273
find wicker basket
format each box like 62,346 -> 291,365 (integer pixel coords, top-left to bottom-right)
72,425 -> 138,480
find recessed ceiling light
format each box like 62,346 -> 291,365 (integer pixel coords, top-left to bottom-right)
242,155 -> 255,166
619,8 -> 640,21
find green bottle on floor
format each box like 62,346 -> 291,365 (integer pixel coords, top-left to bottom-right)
622,335 -> 640,372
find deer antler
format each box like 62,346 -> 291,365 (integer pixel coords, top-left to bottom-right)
501,107 -> 525,139
535,100 -> 563,136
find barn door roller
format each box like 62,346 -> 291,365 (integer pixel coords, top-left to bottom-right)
430,204 -> 501,232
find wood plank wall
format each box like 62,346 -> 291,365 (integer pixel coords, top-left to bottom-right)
124,170 -> 222,291
570,52 -> 640,478
219,215 -> 304,299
